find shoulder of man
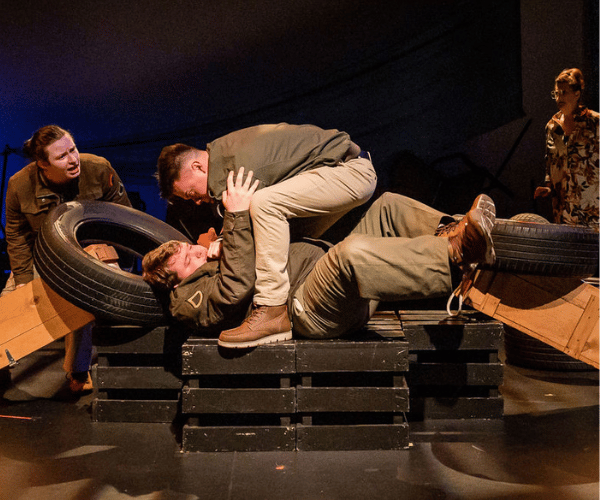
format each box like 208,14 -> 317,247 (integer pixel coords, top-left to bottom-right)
79,153 -> 112,169
8,161 -> 37,186
169,264 -> 219,321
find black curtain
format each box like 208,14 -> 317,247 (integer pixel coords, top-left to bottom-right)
85,0 -> 523,206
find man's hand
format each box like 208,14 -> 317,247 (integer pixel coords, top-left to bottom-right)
222,167 -> 259,212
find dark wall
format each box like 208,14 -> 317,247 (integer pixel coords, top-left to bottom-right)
1,0 -> 597,227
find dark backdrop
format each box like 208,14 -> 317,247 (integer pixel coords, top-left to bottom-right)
1,0 -> 523,221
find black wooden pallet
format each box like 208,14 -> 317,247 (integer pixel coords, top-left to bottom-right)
294,329 -> 409,451
397,310 -> 504,420
91,325 -> 186,423
90,310 -> 504,449
180,313 -> 410,452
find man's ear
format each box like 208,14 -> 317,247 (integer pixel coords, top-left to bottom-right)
192,158 -> 207,174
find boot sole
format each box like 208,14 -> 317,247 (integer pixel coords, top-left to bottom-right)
218,331 -> 293,349
469,194 -> 496,265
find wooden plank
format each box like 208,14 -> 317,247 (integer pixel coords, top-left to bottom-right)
181,386 -> 296,414
93,325 -> 167,354
92,399 -> 179,422
182,339 -> 295,375
182,424 -> 296,452
96,366 -> 183,390
296,386 -> 409,412
296,339 -> 409,372
466,271 -> 599,369
408,362 -> 503,386
408,396 -> 504,420
566,293 -> 599,363
400,316 -> 503,351
296,423 -> 409,451
0,278 -> 94,368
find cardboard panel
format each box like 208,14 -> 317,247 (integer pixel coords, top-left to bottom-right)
0,278 -> 94,368
466,271 -> 599,369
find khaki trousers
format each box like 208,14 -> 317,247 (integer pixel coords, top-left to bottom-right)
292,193 -> 452,338
250,157 -> 377,306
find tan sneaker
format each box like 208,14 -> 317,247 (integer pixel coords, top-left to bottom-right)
218,305 -> 292,348
439,194 -> 496,268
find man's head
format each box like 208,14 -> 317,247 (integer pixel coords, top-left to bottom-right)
156,144 -> 211,204
23,125 -> 81,185
142,240 -> 209,291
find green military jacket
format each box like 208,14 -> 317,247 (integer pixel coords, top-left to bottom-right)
206,123 -> 351,200
169,211 -> 256,334
169,210 -> 327,335
5,153 -> 131,285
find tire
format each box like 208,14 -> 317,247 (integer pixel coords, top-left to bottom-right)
487,217 -> 599,277
34,200 -> 191,326
504,326 -> 596,371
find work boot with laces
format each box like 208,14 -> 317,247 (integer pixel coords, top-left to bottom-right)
218,304 -> 292,348
437,194 -> 496,316
438,194 -> 496,269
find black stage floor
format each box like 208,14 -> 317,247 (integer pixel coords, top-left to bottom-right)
1,340 -> 598,500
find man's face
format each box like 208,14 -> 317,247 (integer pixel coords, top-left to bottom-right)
39,134 -> 81,184
172,153 -> 211,205
168,243 -> 209,283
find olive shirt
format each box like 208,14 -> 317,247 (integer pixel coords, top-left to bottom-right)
5,153 -> 131,286
205,123 -> 352,201
169,210 -> 326,335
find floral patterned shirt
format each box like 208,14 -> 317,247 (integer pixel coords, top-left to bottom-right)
544,106 -> 599,229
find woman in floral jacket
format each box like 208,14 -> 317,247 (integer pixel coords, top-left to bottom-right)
535,68 -> 599,229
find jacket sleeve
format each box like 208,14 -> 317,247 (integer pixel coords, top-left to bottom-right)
4,178 -> 36,285
543,122 -> 554,185
169,210 -> 255,332
99,159 -> 132,207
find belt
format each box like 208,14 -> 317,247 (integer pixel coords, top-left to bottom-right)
344,149 -> 372,162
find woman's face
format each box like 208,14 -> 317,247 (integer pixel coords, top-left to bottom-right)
553,82 -> 580,115
38,134 -> 81,184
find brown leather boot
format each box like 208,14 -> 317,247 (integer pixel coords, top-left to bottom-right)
218,305 -> 292,348
438,194 -> 496,268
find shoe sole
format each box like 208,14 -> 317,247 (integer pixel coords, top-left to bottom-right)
218,331 -> 293,349
469,194 -> 496,265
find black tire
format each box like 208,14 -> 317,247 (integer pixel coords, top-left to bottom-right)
504,326 -> 596,371
34,200 -> 191,325
487,218 -> 599,277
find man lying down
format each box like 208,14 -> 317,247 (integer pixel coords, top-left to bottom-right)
142,170 -> 495,349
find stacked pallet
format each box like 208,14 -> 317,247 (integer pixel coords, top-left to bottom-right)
180,312 -> 410,452
294,317 -> 409,451
90,310 -> 504,450
398,310 -> 504,420
92,324 -> 187,423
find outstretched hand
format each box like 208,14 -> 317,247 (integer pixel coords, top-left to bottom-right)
222,167 -> 260,212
